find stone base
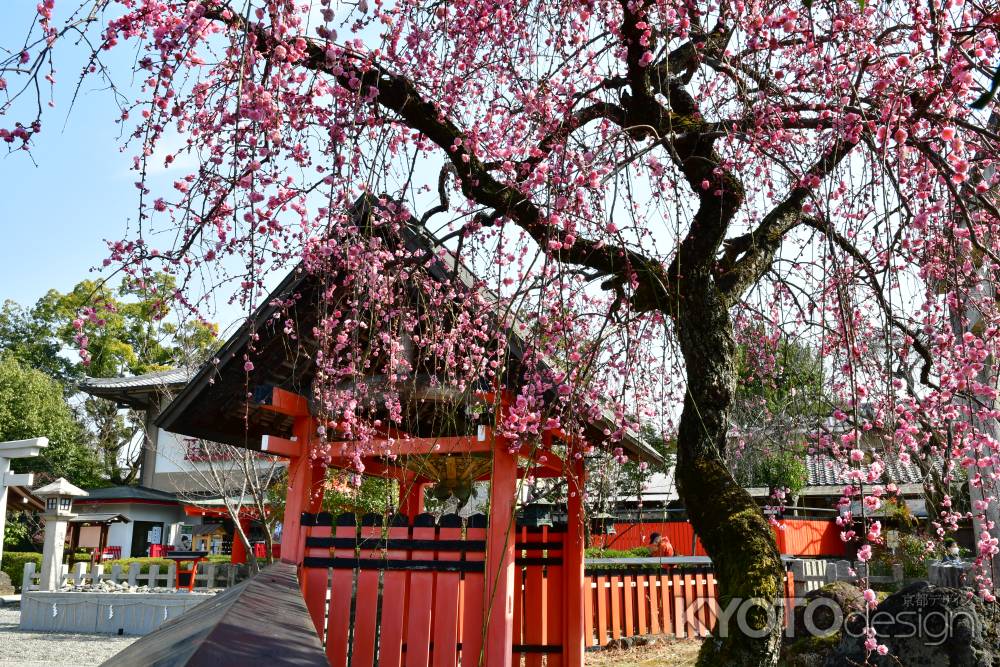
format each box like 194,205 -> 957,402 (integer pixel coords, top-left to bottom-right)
0,571 -> 14,596
19,591 -> 212,635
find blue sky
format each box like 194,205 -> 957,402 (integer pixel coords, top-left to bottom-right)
0,4 -> 146,311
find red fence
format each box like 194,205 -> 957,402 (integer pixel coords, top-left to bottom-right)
299,513 -> 808,662
300,512 -> 489,667
512,525 -> 566,665
583,566 -> 795,648
601,519 -> 844,557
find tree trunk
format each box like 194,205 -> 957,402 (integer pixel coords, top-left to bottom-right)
673,281 -> 785,666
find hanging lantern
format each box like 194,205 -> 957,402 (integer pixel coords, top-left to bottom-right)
520,498 -> 555,528
590,511 -> 617,536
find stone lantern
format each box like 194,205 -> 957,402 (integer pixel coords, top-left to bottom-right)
34,478 -> 89,591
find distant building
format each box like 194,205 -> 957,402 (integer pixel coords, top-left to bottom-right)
73,485 -> 185,558
77,369 -> 285,560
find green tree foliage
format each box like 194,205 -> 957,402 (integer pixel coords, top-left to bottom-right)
745,450 -> 808,496
35,274 -> 217,377
734,336 -> 828,423
0,357 -> 103,486
728,336 -> 828,494
267,469 -> 398,522
0,274 -> 218,485
0,301 -> 79,386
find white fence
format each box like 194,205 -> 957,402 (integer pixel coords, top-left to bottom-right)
786,558 -> 910,596
22,560 -> 248,591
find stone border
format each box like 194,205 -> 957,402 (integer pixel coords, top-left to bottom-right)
19,591 -> 212,635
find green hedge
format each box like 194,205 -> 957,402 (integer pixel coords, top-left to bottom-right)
1,551 -> 41,592
584,546 -> 654,558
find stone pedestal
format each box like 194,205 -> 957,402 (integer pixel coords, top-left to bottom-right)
0,571 -> 14,596
40,515 -> 70,591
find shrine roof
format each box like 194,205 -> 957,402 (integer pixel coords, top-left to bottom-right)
156,196 -> 664,465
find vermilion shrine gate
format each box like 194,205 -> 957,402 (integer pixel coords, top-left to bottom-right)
158,199 -> 663,666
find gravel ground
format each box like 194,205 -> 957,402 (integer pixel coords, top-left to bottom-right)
0,608 -> 138,666
587,639 -> 703,666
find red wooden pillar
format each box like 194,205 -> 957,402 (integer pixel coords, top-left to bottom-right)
231,516 -> 249,564
484,435 -> 517,667
400,471 -> 425,519
564,453 -> 586,664
280,415 -> 315,564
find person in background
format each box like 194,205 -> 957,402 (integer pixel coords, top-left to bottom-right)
942,538 -> 962,562
650,531 -> 675,558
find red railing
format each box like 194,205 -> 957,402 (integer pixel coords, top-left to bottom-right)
148,544 -> 176,558
100,546 -> 122,560
599,519 -> 844,557
583,565 -> 795,647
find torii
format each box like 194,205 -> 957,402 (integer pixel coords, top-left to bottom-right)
0,438 -> 48,567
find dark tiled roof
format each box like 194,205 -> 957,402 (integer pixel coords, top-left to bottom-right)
806,454 -> 932,487
69,513 -> 132,524
80,368 -> 194,391
79,486 -> 179,503
79,368 -> 195,410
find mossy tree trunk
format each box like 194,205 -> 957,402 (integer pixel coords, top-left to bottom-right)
673,274 -> 786,667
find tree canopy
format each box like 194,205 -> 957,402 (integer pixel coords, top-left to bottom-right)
0,274 -> 217,485
0,356 -> 103,487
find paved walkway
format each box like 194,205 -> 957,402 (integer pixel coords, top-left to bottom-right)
0,609 -> 137,666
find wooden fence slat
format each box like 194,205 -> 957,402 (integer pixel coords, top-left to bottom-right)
326,515 -> 357,667
431,516 -> 463,667
648,574 -> 662,636
705,573 -> 718,633
595,575 -> 609,648
513,564 -> 523,655
609,575 -> 622,642
460,515 -> 487,667
352,516 -> 384,667
658,573 -> 671,636
301,517 -> 332,640
671,572 -> 684,638
523,527 -> 546,667
583,576 -> 596,648
404,514 -> 436,667
634,575 -> 648,636
695,573 -> 709,637
544,526 -> 564,667
622,575 -> 635,638
683,573 -> 697,639
378,516 -> 410,667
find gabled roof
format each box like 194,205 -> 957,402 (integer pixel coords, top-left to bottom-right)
33,477 -> 88,498
77,485 -> 179,503
157,196 -> 664,464
79,368 -> 194,409
805,453 -> 937,487
69,513 -> 132,524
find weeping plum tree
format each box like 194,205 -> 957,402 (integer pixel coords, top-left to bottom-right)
5,0 -> 1000,664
